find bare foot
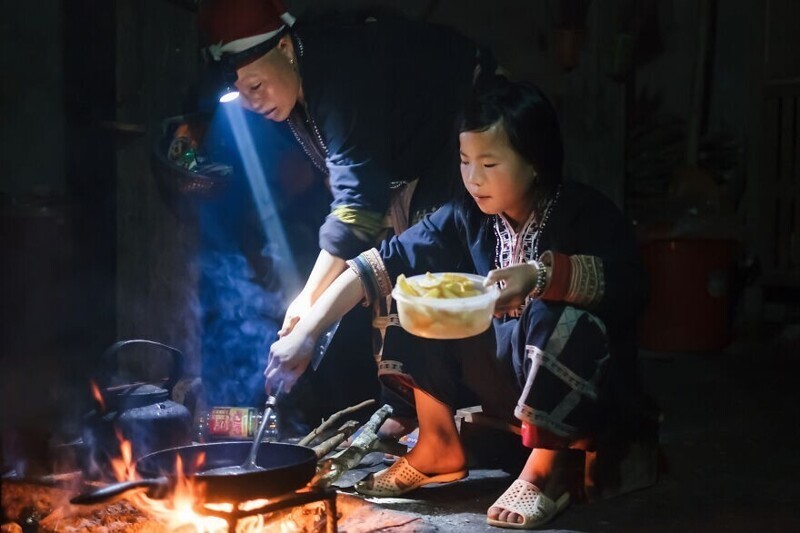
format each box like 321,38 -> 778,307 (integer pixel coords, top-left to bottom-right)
403,436 -> 467,476
487,448 -> 572,526
394,388 -> 466,476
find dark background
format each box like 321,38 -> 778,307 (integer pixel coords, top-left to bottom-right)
1,0 -> 798,483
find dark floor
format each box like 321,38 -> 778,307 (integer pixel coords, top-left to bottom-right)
340,326 -> 800,532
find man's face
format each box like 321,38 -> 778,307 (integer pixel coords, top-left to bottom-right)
234,38 -> 301,122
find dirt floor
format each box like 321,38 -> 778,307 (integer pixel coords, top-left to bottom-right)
339,328 -> 800,532
3,328 -> 797,532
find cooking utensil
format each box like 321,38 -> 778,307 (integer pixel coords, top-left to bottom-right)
83,340 -> 193,464
196,387 -> 281,477
311,320 -> 340,371
70,441 -> 317,504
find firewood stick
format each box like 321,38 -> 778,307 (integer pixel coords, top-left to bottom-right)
299,398 -> 376,446
312,404 -> 393,487
312,420 -> 360,459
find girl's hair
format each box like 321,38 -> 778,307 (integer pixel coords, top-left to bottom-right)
460,76 -> 564,199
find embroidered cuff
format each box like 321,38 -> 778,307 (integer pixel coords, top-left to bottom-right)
566,255 -> 605,307
538,251 -> 604,307
346,248 -> 392,307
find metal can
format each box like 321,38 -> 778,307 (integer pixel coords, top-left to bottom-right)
195,406 -> 278,442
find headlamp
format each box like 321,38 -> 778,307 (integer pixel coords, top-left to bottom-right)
219,85 -> 240,103
219,67 -> 240,103
214,26 -> 290,104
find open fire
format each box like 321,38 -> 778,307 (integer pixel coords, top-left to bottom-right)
106,432 -> 337,532
1,400 -> 414,532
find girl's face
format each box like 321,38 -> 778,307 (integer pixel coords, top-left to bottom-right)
459,123 -> 537,228
234,36 -> 302,122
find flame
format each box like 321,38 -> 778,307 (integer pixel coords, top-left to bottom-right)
90,380 -> 106,412
107,433 -> 301,532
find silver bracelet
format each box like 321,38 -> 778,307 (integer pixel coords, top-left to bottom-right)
527,260 -> 547,298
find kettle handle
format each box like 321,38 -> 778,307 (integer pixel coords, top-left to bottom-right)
100,339 -> 184,394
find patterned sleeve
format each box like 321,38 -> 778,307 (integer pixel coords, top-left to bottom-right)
345,203 -> 470,305
535,188 -> 647,328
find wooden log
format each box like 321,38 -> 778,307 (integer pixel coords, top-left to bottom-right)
312,404 -> 393,487
299,399 -> 376,447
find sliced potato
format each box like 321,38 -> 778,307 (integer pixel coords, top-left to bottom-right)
395,272 -> 479,299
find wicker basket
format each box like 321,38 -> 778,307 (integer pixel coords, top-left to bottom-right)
151,113 -> 233,199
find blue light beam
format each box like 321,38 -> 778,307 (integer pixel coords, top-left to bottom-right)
222,104 -> 301,297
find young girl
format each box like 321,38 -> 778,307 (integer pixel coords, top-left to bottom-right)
266,78 -> 647,529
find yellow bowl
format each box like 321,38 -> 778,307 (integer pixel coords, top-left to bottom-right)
391,273 -> 500,339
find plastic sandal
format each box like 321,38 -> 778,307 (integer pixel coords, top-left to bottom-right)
355,457 -> 467,497
486,479 -> 570,530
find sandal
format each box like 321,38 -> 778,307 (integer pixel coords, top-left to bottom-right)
486,479 -> 570,530
354,457 -> 467,497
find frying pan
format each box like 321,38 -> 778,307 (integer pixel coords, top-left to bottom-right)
71,441 -> 317,504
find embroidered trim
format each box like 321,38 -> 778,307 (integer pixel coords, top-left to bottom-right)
514,404 -> 576,437
515,307 -> 610,437
347,248 -> 390,307
525,345 -> 599,400
494,212 -> 539,269
539,251 -> 571,301
565,255 -> 605,308
492,188 -> 561,316
361,248 -> 392,299
378,360 -> 406,374
346,256 -> 378,307
373,314 -> 401,329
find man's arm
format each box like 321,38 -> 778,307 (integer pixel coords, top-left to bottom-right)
280,249 -> 347,336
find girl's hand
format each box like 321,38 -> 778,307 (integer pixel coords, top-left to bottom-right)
484,263 -> 538,316
264,329 -> 315,393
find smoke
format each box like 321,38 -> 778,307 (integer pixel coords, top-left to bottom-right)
199,249 -> 283,407
195,107 -> 326,409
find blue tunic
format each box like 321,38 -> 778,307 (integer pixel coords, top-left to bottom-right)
376,181 -> 648,437
291,15 -> 480,259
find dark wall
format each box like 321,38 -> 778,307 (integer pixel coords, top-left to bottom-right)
1,0 -> 117,470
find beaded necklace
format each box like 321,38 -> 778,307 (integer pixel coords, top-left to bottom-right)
286,34 -> 329,176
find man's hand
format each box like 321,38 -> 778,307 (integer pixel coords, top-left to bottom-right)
264,329 -> 316,393
484,263 -> 538,316
279,292 -> 311,337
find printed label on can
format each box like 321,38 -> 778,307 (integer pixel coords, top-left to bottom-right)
208,407 -> 251,438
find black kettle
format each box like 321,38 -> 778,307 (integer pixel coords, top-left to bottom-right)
83,340 -> 193,472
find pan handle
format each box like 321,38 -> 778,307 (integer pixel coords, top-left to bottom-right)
70,477 -> 169,505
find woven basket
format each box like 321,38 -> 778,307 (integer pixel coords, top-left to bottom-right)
151,113 -> 232,199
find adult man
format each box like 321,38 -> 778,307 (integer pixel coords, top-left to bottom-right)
198,0 -> 494,433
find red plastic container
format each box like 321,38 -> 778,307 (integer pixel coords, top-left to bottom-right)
638,239 -> 735,352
